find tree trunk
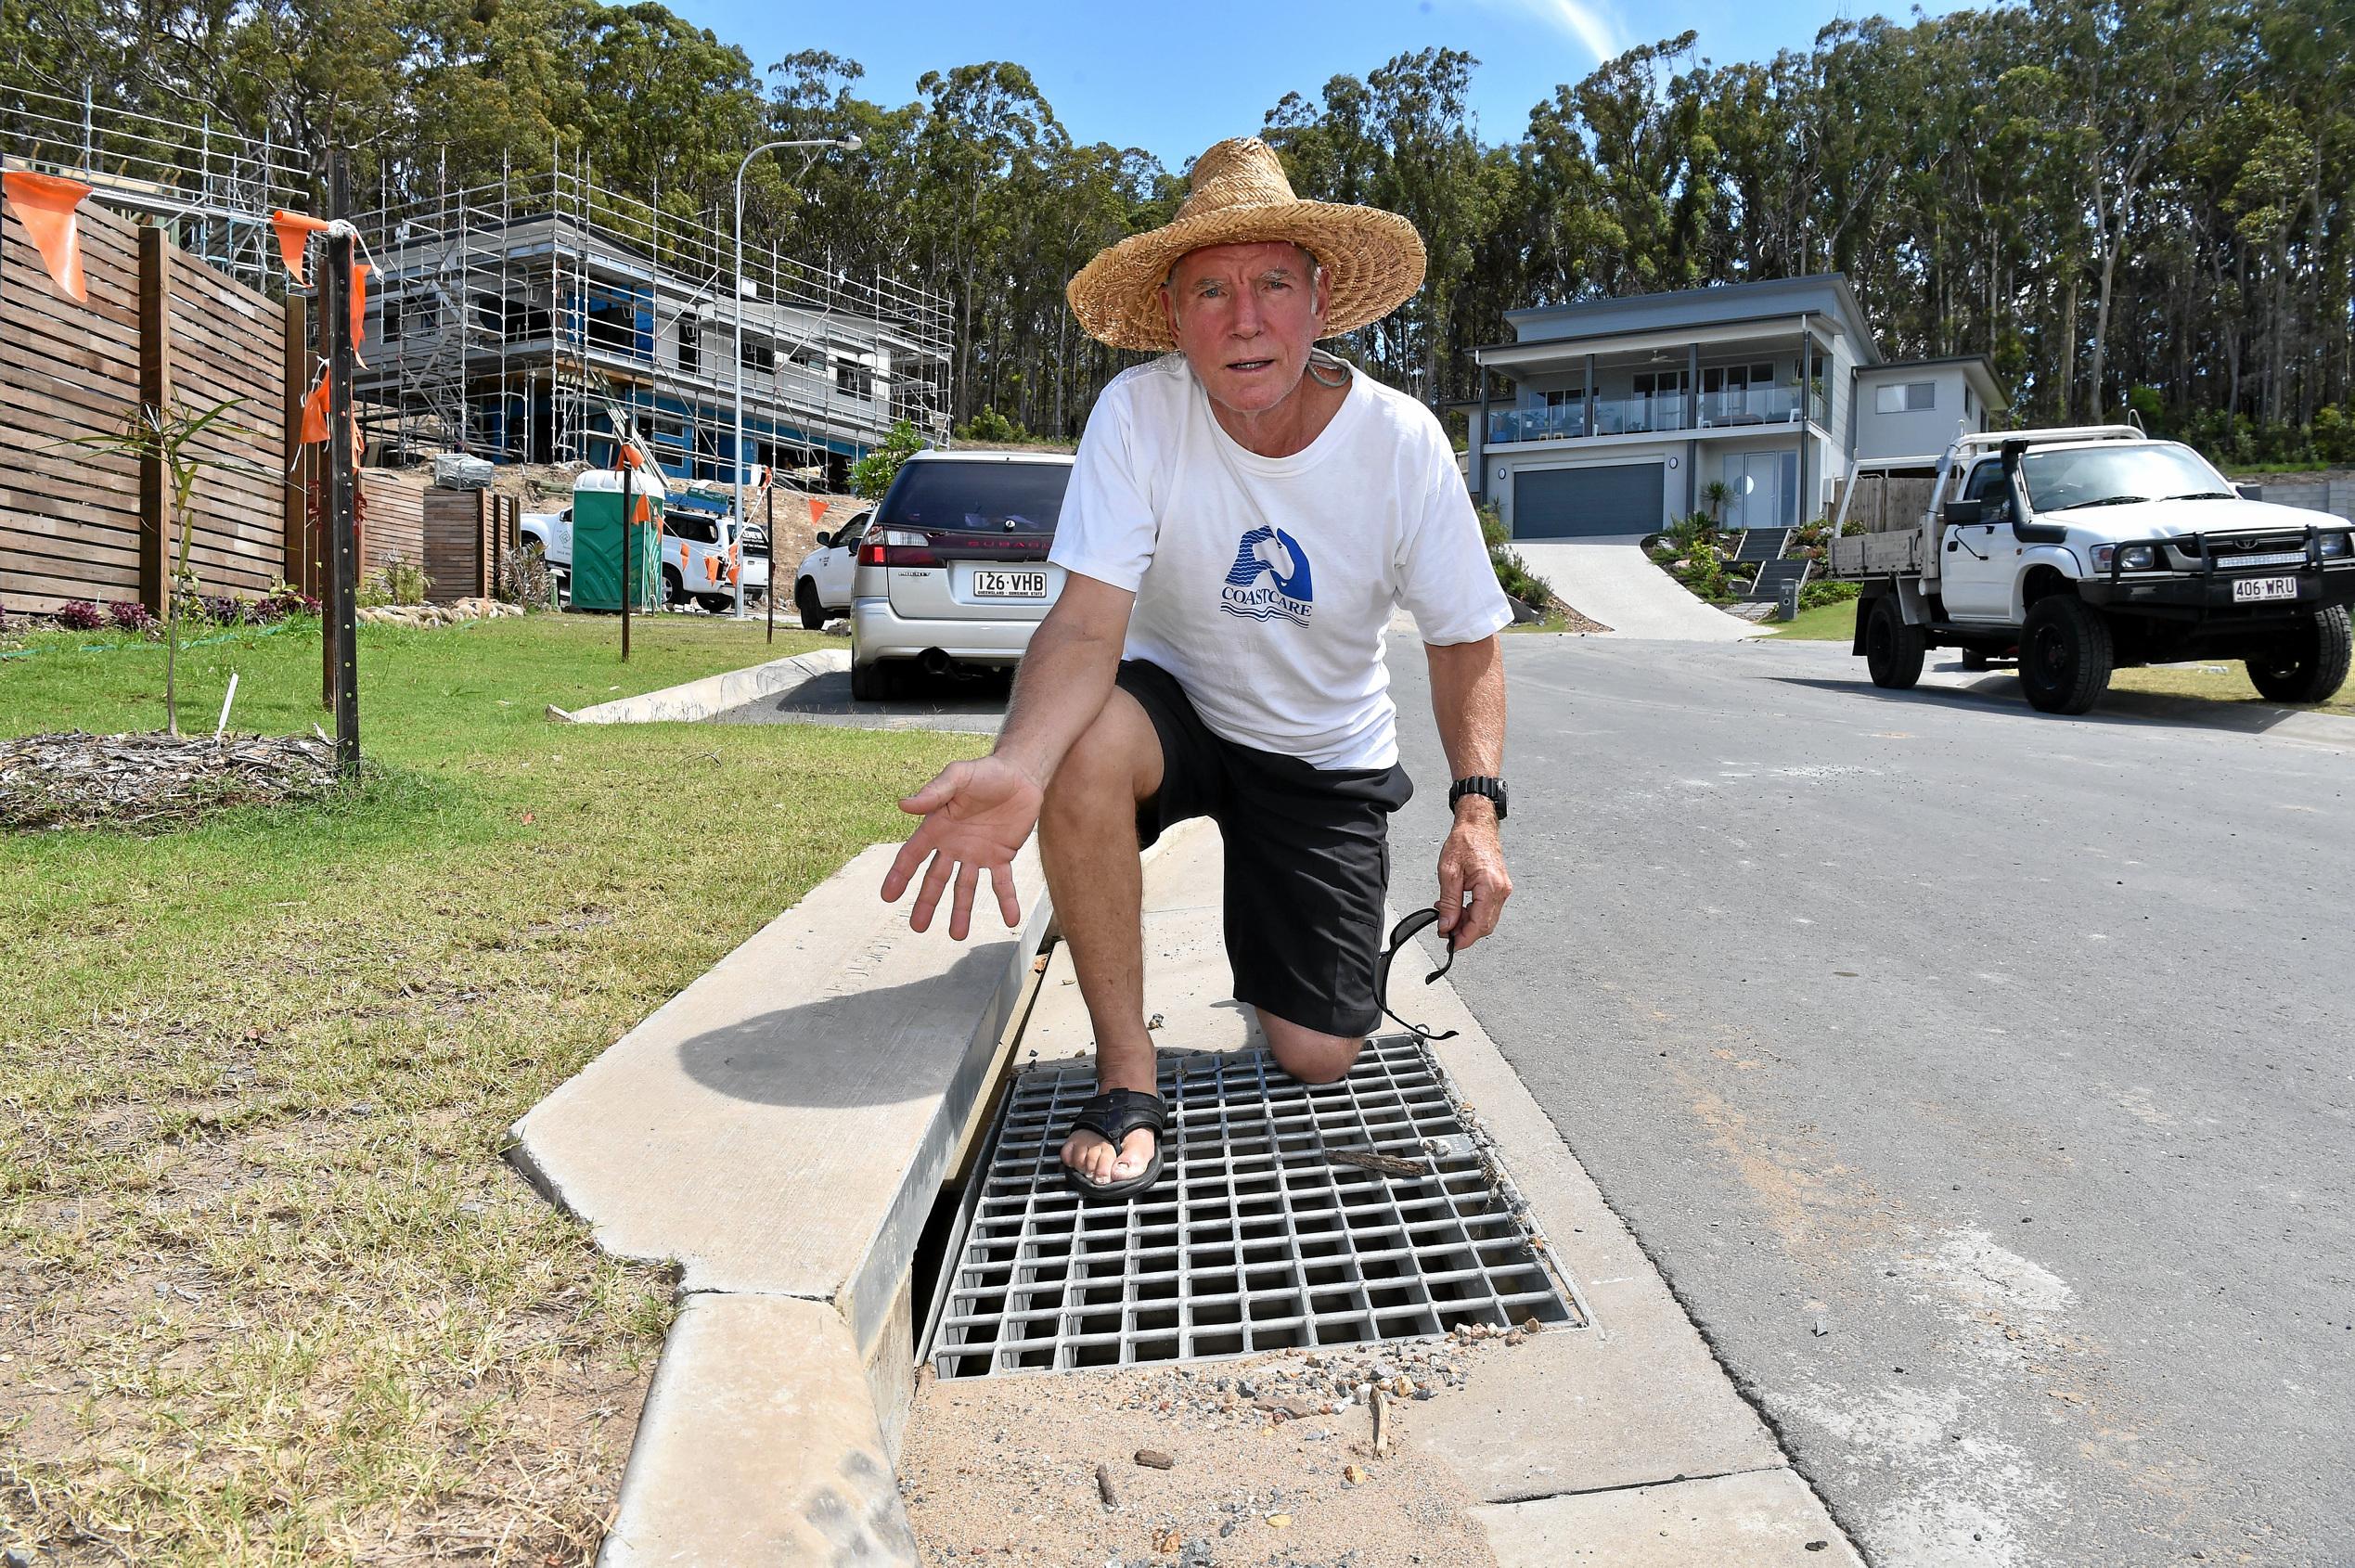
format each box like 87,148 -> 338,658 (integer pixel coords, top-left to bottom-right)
2058,274 -> 2079,424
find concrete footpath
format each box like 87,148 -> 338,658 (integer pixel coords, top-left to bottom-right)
510,816 -> 1861,1565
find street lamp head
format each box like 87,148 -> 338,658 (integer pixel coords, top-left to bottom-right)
836,134 -> 862,151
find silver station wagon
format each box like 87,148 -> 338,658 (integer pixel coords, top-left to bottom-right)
849,449 -> 1075,700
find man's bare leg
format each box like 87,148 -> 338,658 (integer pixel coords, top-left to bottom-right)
1258,1009 -> 1363,1086
1041,689 -> 1165,1186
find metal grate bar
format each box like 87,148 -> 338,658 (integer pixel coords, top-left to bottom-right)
925,1036 -> 1580,1379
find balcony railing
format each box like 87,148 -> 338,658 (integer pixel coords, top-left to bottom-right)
1486,384 -> 1831,445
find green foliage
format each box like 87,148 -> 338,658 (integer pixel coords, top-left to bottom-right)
955,405 -> 1031,443
1799,579 -> 1860,610
849,419 -> 926,501
358,557 -> 429,609
1477,505 -> 1555,610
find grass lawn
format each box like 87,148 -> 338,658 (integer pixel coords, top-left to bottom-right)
1762,598 -> 1859,641
0,611 -> 984,1563
2110,660 -> 2355,718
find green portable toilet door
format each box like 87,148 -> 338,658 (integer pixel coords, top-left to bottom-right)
570,485 -> 664,611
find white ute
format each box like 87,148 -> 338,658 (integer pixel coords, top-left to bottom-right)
1828,424 -> 2355,713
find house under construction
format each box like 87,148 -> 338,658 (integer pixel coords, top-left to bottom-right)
351,162 -> 953,491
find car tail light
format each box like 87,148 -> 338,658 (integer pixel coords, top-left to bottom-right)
865,528 -> 939,568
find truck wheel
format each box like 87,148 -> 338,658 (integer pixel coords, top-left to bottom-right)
796,579 -> 827,630
661,565 -> 684,606
2019,595 -> 2113,714
850,658 -> 902,702
1864,597 -> 1925,689
2246,604 -> 2352,704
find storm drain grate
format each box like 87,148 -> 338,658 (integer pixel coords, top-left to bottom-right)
925,1035 -> 1581,1379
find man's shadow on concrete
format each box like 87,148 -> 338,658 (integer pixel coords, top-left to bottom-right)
671,942 -> 1016,1110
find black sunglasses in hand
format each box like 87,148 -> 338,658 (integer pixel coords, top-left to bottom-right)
1374,906 -> 1463,1043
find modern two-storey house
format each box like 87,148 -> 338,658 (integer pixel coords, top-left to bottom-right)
1469,274 -> 2009,538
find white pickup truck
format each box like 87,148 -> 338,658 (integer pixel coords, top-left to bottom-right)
520,501 -> 766,612
1828,425 -> 2355,713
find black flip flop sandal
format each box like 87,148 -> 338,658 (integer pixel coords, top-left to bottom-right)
1061,1086 -> 1167,1203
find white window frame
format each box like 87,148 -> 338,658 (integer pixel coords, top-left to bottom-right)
1876,380 -> 1936,414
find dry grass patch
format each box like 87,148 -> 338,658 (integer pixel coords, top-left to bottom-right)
2,613 -> 981,1563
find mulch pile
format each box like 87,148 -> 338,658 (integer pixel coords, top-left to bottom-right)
0,730 -> 340,831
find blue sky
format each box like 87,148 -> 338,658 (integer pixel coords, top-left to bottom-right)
684,0 -> 1981,170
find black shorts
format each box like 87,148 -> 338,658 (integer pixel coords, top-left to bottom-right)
1116,659 -> 1412,1038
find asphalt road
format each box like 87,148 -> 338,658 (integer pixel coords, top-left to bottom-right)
1385,634 -> 2355,1568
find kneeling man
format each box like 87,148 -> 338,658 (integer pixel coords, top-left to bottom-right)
882,137 -> 1513,1202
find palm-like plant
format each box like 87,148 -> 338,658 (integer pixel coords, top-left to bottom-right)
61,394 -> 273,736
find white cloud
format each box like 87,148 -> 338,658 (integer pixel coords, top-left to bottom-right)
1475,0 -> 1621,63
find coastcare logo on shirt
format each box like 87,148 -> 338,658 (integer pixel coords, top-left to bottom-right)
1219,525 -> 1314,625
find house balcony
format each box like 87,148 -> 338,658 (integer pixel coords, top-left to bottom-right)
1486,385 -> 1828,447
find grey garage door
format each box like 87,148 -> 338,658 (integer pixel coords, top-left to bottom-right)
1513,462 -> 1666,538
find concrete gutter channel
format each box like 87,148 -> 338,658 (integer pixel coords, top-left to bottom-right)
508,792 -> 1866,1564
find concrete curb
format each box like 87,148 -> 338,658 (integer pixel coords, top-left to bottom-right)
547,648 -> 849,725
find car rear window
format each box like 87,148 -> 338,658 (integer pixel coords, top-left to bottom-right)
880,460 -> 1070,535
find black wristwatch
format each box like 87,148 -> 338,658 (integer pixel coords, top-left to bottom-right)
1448,776 -> 1508,821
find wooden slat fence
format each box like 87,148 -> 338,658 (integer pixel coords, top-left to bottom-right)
1,197 -> 317,616
423,487 -> 518,602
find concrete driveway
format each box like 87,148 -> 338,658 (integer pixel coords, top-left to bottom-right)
1385,633 -> 2355,1567
1511,533 -> 1766,640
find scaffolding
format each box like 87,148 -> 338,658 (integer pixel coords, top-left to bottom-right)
348,156 -> 954,486
0,82 -> 311,293
2,82 -> 954,486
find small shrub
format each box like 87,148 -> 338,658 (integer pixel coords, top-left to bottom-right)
498,541 -> 555,609
107,599 -> 157,634
258,584 -> 322,620
955,405 -> 1029,443
1798,580 -> 1860,611
56,600 -> 107,631
1673,539 -> 1731,601
202,595 -> 249,625
1474,504 -> 1559,611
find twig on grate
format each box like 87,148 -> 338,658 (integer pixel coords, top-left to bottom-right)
1327,1149 -> 1430,1177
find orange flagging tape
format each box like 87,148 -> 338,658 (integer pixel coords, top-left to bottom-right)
300,369 -> 330,444
350,261 -> 370,366
270,210 -> 330,284
2,170 -> 95,302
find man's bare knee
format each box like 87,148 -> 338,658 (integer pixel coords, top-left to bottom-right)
1044,693 -> 1160,821
1260,1011 -> 1363,1085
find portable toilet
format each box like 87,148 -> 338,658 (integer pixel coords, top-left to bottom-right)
570,467 -> 666,612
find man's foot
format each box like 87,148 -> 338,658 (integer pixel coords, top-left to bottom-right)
1060,1086 -> 1166,1200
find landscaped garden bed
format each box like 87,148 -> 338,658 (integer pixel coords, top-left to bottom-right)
0,612 -> 984,1563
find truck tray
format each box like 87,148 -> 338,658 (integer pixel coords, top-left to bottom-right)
1829,532 -> 1925,578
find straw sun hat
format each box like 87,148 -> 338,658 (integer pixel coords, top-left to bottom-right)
1065,137 -> 1426,353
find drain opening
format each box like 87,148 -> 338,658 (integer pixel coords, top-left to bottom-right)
922,1035 -> 1580,1379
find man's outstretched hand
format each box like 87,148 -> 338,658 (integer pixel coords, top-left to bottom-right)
882,754 -> 1046,939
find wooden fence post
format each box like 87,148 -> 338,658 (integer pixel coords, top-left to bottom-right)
136,224 -> 172,615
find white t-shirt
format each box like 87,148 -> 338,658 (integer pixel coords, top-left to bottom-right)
1050,354 -> 1511,770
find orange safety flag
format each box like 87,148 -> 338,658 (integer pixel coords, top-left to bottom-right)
630,494 -> 651,524
729,559 -> 741,586
704,555 -> 719,585
615,443 -> 642,471
300,368 -> 331,444
677,541 -> 688,571
1,169 -> 95,302
350,261 -> 370,366
271,210 -> 330,284
807,496 -> 828,526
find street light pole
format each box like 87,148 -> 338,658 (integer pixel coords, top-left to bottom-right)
734,132 -> 860,618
